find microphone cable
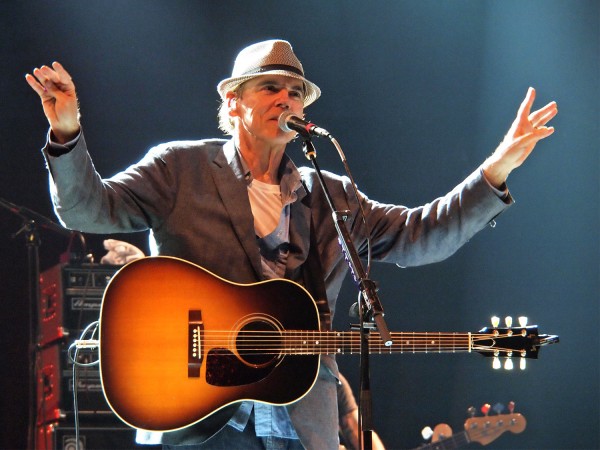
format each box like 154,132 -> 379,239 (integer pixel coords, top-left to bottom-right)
327,135 -> 373,278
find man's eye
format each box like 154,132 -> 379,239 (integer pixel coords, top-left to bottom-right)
261,85 -> 303,99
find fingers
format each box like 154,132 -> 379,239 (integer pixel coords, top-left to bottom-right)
486,89 -> 557,184
516,87 -> 536,122
31,66 -> 55,88
25,61 -> 81,142
52,61 -> 73,81
41,65 -> 74,93
513,127 -> 555,149
103,239 -> 130,255
103,239 -> 119,250
511,88 -> 557,137
529,101 -> 558,128
25,65 -> 52,92
25,61 -> 75,98
24,73 -> 46,97
533,125 -> 555,140
103,239 -> 145,258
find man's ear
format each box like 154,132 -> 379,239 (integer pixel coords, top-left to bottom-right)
226,92 -> 238,117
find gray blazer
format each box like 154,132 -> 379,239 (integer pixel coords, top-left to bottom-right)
45,135 -> 511,449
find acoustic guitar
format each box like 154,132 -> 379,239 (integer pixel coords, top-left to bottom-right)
98,256 -> 557,432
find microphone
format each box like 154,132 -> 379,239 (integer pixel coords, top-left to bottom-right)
278,111 -> 331,138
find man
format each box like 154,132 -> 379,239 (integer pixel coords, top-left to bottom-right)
337,373 -> 386,450
25,39 -> 556,449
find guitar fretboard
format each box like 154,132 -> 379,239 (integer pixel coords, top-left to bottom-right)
281,331 -> 472,355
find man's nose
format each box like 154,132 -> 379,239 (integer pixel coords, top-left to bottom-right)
276,89 -> 293,109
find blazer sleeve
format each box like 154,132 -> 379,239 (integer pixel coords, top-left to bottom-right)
43,131 -> 176,234
302,166 -> 513,270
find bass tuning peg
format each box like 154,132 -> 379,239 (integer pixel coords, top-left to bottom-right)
421,426 -> 433,440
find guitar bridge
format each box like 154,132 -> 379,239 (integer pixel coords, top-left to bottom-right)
188,310 -> 203,377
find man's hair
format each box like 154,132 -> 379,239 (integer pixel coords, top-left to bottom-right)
217,83 -> 243,135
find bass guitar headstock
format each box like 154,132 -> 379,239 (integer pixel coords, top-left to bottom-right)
418,401 -> 526,449
465,401 -> 526,446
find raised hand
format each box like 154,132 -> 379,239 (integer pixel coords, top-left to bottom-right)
25,61 -> 80,144
482,87 -> 558,187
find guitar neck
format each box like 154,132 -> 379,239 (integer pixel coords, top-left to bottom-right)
282,331 -> 472,355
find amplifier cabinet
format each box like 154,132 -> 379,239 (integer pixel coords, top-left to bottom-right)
36,422 -> 157,450
39,263 -> 119,346
36,342 -> 116,424
37,263 -> 120,424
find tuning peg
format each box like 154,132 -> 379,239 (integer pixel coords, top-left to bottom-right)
491,316 -> 500,328
481,403 -> 491,416
492,356 -> 501,369
504,358 -> 514,370
467,406 -> 476,417
508,401 -> 515,413
520,358 -> 527,370
505,316 -> 513,327
493,403 -> 504,415
421,426 -> 433,440
518,316 -> 528,327
492,356 -> 502,370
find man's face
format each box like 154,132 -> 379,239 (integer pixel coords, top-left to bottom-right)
230,75 -> 305,145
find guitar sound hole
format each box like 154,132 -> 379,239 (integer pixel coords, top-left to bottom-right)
236,320 -> 282,367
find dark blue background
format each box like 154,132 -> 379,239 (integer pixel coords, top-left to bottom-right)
1,1 -> 598,449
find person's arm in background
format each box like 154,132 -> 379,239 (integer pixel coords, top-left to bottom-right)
338,373 -> 386,450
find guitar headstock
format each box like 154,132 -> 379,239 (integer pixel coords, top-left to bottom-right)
473,316 -> 559,370
420,402 -> 526,449
464,402 -> 526,446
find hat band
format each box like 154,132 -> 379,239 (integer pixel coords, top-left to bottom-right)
240,64 -> 304,77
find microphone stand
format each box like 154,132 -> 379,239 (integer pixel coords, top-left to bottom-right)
300,138 -> 392,450
0,197 -> 73,450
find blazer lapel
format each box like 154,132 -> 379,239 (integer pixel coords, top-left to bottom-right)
286,186 -> 311,275
210,142 -> 263,280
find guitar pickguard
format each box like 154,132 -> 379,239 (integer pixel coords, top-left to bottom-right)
206,348 -> 277,386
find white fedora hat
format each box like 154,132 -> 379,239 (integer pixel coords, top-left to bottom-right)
217,39 -> 321,107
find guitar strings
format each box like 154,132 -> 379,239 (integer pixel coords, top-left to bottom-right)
184,331 -> 517,355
